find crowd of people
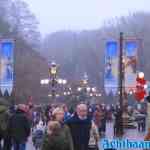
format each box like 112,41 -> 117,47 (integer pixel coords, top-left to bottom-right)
0,101 -> 147,150
32,103 -> 102,150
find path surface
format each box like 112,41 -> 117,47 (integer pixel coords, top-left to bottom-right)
26,121 -> 147,150
99,121 -> 146,150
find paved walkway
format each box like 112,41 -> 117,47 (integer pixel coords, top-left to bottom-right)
99,121 -> 147,150
26,121 -> 148,150
27,137 -> 35,150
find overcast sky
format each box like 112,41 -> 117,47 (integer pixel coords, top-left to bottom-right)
23,0 -> 149,35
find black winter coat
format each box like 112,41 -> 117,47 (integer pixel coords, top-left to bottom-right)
10,110 -> 31,142
66,114 -> 92,150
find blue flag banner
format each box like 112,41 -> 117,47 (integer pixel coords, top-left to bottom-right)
124,41 -> 137,93
104,41 -> 119,95
0,40 -> 14,96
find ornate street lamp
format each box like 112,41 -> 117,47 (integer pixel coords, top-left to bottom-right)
90,93 -> 93,97
77,87 -> 82,92
49,61 -> 57,78
64,92 -> 67,96
57,79 -> 63,84
49,61 -> 58,101
57,78 -> 67,85
86,87 -> 91,92
40,79 -> 49,85
41,61 -> 68,102
91,87 -> 96,92
67,91 -> 71,95
62,79 -> 67,85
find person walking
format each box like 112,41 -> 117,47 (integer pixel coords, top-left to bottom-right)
62,104 -> 71,121
88,120 -> 100,150
10,104 -> 31,150
42,107 -> 74,150
32,120 -> 45,150
66,103 -> 92,150
0,103 -> 13,150
93,105 -> 102,136
114,106 -> 123,136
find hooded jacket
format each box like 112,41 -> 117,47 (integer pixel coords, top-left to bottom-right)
42,123 -> 74,150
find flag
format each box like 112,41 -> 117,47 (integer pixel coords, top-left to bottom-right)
104,41 -> 119,95
0,40 -> 14,96
124,41 -> 137,93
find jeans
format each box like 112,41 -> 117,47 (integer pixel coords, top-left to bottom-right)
0,136 -> 12,150
13,141 -> 26,150
3,136 -> 12,150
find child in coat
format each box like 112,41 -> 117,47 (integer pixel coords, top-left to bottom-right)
32,121 -> 45,150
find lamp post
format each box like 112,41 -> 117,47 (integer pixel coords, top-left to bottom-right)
57,79 -> 67,85
77,73 -> 89,101
49,61 -> 58,102
40,62 -> 68,102
118,32 -> 124,136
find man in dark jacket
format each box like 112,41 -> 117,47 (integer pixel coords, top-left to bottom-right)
10,104 -> 31,150
0,104 -> 12,150
114,106 -> 123,136
66,104 -> 92,150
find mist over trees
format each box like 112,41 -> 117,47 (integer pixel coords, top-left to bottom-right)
42,12 -> 150,104
0,0 -> 150,104
42,12 -> 150,86
0,0 -> 48,103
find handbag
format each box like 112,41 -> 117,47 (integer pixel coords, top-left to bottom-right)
88,121 -> 100,150
144,128 -> 150,140
88,144 -> 99,150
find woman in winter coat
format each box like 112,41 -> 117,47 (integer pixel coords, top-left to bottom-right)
88,120 -> 100,150
93,106 -> 103,135
42,107 -> 74,150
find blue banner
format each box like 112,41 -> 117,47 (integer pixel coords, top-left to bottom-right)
125,41 -> 137,57
0,40 -> 14,95
124,41 -> 137,92
104,41 -> 119,95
